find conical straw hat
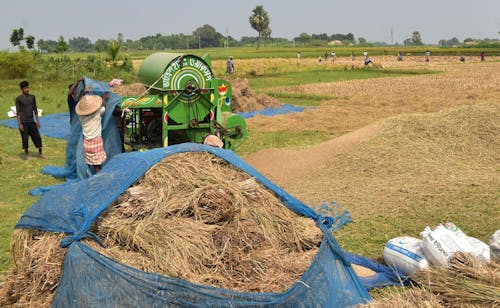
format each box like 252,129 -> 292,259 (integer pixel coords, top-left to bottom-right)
76,95 -> 103,116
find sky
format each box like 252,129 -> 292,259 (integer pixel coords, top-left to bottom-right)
1,0 -> 499,50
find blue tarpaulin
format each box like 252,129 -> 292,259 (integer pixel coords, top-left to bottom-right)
0,113 -> 71,139
16,143 -> 372,307
1,104 -> 307,140
344,252 -> 409,290
237,104 -> 306,119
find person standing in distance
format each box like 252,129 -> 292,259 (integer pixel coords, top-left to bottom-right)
226,56 -> 235,74
16,80 -> 43,158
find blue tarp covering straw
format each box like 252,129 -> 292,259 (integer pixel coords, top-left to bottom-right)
16,143 -> 372,307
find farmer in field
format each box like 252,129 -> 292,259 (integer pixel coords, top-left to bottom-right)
425,50 -> 431,62
226,56 -> 235,74
68,77 -> 84,122
16,80 -> 43,159
363,50 -> 373,66
76,92 -> 108,174
64,77 -> 85,176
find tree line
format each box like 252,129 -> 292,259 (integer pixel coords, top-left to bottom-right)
10,27 -> 357,54
8,4 -> 498,54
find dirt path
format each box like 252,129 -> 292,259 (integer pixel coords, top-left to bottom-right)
244,123 -> 382,185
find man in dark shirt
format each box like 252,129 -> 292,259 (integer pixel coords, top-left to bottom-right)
16,80 -> 43,158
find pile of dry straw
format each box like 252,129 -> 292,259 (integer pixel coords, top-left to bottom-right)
0,152 -> 322,307
366,252 -> 499,307
230,79 -> 281,113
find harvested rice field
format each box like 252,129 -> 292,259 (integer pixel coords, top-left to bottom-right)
1,55 -> 499,307
240,56 -> 500,305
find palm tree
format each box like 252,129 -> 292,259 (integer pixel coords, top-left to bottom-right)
249,5 -> 270,50
107,40 -> 122,66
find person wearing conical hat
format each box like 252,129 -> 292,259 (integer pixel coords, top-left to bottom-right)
76,93 -> 108,173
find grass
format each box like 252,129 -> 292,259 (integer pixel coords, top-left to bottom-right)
248,68 -> 434,90
0,80 -> 73,120
265,92 -> 333,107
236,130 -> 341,156
0,126 -> 66,273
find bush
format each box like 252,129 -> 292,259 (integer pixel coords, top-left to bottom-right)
0,51 -> 34,79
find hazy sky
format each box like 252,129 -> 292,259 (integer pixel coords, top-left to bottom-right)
1,0 -> 499,50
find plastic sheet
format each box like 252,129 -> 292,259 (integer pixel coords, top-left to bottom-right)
16,143 -> 371,307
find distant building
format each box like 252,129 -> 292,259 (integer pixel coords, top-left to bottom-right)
328,40 -> 343,46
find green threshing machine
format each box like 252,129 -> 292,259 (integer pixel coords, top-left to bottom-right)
120,52 -> 248,150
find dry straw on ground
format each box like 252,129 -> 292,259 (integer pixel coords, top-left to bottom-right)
0,152 -> 322,307
110,83 -> 146,97
230,78 -> 281,112
245,59 -> 500,134
366,252 -> 500,307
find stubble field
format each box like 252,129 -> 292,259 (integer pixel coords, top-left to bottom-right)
239,56 -> 499,258
0,53 -> 498,304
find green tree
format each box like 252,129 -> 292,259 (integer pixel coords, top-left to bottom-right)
411,31 -> 423,45
193,24 -> 224,48
107,40 -> 121,65
358,37 -> 367,45
9,28 -> 24,48
249,5 -> 271,49
294,33 -> 311,44
37,39 -> 58,53
25,35 -> 35,50
69,36 -> 94,52
55,36 -> 69,54
95,39 -> 109,57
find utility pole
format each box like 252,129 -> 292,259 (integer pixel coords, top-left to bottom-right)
198,36 -> 201,49
391,26 -> 394,45
226,28 -> 229,48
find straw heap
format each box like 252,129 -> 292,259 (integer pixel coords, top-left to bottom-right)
0,152 -> 322,306
366,252 -> 499,307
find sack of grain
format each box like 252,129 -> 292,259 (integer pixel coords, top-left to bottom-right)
467,236 -> 490,262
420,223 -> 474,267
383,236 -> 429,275
490,230 -> 500,261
